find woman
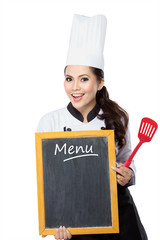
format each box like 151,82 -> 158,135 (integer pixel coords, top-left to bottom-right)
38,14 -> 147,240
38,65 -> 147,240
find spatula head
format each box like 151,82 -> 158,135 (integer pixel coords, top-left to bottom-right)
138,117 -> 158,143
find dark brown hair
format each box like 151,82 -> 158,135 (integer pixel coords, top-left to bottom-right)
90,66 -> 129,149
64,66 -> 129,149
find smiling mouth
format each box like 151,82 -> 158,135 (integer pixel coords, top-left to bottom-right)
71,93 -> 85,101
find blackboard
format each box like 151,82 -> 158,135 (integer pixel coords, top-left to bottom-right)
35,130 -> 119,235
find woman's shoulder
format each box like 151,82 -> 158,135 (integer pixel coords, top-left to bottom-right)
36,107 -> 68,132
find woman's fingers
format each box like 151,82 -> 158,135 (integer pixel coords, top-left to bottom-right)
66,229 -> 72,239
59,226 -> 63,239
111,164 -> 133,186
63,226 -> 72,239
63,227 -> 68,239
54,228 -> 60,239
54,226 -> 72,239
116,173 -> 126,186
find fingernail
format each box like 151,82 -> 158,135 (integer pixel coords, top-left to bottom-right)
111,166 -> 116,170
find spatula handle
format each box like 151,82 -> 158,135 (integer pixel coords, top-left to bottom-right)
123,141 -> 143,168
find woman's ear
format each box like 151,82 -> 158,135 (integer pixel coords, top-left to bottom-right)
98,78 -> 104,91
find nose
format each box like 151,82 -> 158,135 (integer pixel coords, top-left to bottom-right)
72,80 -> 80,91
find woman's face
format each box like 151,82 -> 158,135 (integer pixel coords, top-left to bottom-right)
64,65 -> 103,118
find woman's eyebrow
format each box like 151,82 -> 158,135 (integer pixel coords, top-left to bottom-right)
65,74 -> 72,77
78,74 -> 89,78
65,74 -> 89,78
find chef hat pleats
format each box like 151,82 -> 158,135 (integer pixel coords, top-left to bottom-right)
66,14 -> 107,71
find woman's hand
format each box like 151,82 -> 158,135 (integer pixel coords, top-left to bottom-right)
111,163 -> 133,186
42,226 -> 72,239
54,226 -> 72,240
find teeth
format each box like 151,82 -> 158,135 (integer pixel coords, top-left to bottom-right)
72,94 -> 84,97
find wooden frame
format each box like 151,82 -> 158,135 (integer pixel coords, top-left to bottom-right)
35,130 -> 119,235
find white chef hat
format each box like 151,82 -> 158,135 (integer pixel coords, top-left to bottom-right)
66,14 -> 107,71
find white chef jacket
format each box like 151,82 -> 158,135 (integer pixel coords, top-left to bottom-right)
37,103 -> 136,186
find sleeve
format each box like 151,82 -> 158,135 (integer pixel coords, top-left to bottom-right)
116,125 -> 136,186
36,113 -> 54,133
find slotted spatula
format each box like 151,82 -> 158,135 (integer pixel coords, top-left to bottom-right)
124,117 -> 158,168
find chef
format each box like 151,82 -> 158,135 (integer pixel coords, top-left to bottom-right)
37,14 -> 148,240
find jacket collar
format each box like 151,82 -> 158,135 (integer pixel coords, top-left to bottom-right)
67,102 -> 100,123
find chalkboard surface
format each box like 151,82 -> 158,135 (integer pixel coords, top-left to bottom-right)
35,130 -> 119,235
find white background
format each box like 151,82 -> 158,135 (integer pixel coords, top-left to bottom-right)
0,0 -> 159,239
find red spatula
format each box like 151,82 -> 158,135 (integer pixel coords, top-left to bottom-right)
124,117 -> 158,168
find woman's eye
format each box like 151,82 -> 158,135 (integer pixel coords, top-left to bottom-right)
66,77 -> 72,82
81,77 -> 89,82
